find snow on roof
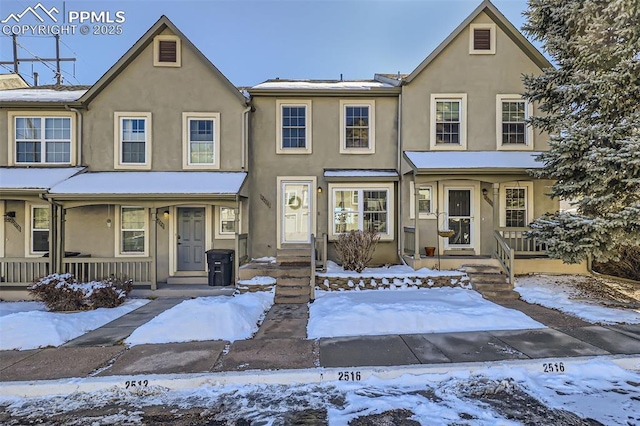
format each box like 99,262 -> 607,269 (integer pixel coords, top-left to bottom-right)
0,167 -> 85,190
0,88 -> 87,102
404,151 -> 545,170
49,171 -> 247,195
251,80 -> 396,90
324,169 -> 399,178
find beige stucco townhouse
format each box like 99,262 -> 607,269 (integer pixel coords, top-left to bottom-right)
0,16 -> 250,292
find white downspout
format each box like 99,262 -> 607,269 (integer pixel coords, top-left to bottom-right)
65,106 -> 82,165
241,106 -> 251,171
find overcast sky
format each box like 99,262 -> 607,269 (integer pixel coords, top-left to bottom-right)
0,0 -> 537,87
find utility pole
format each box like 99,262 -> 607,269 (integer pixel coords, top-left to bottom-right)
0,34 -> 76,85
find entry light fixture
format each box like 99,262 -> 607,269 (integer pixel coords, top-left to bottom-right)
482,188 -> 488,196
317,186 -> 323,194
163,210 -> 170,219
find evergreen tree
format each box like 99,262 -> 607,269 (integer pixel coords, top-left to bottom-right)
522,0 -> 640,263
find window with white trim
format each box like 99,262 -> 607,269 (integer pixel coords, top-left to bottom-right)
340,100 -> 375,153
276,100 -> 312,153
430,94 -> 467,150
114,112 -> 151,169
409,182 -> 433,219
219,207 -> 236,234
500,182 -> 534,228
330,183 -> 394,240
182,112 -> 220,168
469,23 -> 496,54
496,95 -> 534,150
13,116 -> 72,164
120,207 -> 146,254
31,206 -> 49,254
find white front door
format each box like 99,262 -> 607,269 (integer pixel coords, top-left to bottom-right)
445,188 -> 473,249
280,180 -> 312,245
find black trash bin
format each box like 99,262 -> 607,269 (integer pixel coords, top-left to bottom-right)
206,249 -> 234,286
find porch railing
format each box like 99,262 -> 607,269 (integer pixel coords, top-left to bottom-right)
314,232 -> 328,272
63,257 -> 153,285
494,231 -> 515,285
0,258 -> 50,286
403,226 -> 415,255
497,227 -> 547,254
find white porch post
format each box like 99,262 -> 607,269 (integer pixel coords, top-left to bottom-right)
413,177 -> 420,260
150,210 -> 157,290
57,206 -> 65,273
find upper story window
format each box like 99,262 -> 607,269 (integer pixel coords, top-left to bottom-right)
469,23 -> 496,54
114,112 -> 152,170
430,94 -> 467,150
340,100 -> 375,154
153,35 -> 181,67
276,100 -> 312,154
9,113 -> 74,165
182,112 -> 220,169
496,95 -> 534,150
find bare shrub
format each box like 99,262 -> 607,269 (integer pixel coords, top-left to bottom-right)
28,274 -> 134,311
335,230 -> 380,273
593,246 -> 640,281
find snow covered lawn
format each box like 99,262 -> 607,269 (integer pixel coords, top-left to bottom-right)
125,291 -> 274,346
515,275 -> 640,324
0,299 -> 149,351
318,260 -> 464,279
307,288 -> 545,339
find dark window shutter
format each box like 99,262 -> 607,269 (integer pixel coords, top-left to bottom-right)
473,29 -> 491,50
158,40 -> 177,63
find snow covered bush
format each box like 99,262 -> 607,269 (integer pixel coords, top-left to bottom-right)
335,230 -> 380,273
28,274 -> 133,311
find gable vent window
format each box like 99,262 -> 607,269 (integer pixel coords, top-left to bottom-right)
469,24 -> 496,55
158,40 -> 177,62
153,35 -> 181,67
473,29 -> 491,50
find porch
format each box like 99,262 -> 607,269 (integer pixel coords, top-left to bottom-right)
403,225 -> 587,282
0,232 -> 249,289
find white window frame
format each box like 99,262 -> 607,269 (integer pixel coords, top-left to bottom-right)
496,95 -> 534,151
8,111 -> 76,166
340,100 -> 376,154
328,182 -> 394,241
499,182 -> 534,228
153,34 -> 181,67
114,112 -> 152,170
469,23 -> 496,55
25,204 -> 49,256
430,94 -> 467,151
276,100 -> 312,154
115,206 -> 149,256
409,181 -> 435,219
215,205 -> 241,240
182,112 -> 221,169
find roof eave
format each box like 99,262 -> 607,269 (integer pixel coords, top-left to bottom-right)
0,101 -> 83,109
248,87 -> 401,97
412,167 -> 542,175
47,193 -> 240,201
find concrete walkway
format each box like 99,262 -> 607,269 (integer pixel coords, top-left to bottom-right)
62,298 -> 186,347
1,299 -> 639,383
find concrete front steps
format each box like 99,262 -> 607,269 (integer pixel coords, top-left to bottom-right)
461,264 -> 520,300
238,246 -> 313,304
